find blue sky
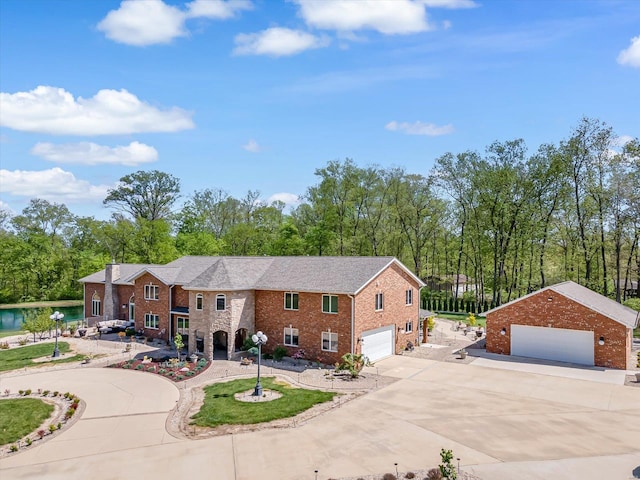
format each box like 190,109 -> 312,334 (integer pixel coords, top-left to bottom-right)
1,0 -> 639,220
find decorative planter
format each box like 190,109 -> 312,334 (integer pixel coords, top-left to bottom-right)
459,350 -> 468,359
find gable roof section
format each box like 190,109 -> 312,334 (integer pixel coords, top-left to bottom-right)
485,281 -> 639,329
80,256 -> 425,295
186,257 -> 275,291
78,264 -> 156,285
254,256 -> 423,294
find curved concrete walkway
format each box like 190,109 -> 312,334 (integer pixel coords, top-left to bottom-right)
2,351 -> 640,479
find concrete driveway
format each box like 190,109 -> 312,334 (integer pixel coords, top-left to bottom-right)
1,357 -> 639,480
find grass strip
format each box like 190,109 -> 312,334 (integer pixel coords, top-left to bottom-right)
0,342 -> 81,372
191,377 -> 336,427
0,398 -> 54,445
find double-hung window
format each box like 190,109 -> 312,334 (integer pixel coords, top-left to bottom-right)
284,327 -> 299,346
406,289 -> 413,305
144,284 -> 159,300
322,294 -> 338,314
144,313 -> 159,329
321,331 -> 338,352
375,293 -> 384,311
405,320 -> 413,333
284,292 -> 299,310
216,294 -> 226,311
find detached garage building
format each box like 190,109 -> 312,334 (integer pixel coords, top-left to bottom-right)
485,281 -> 639,370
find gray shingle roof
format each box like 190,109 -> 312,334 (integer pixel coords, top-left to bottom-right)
253,256 -> 399,294
78,264 -> 157,285
79,256 -> 425,294
484,281 -> 639,329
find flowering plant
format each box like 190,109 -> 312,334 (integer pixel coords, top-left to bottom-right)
292,349 -> 306,360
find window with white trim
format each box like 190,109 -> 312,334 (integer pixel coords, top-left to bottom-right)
144,313 -> 159,329
196,294 -> 203,310
284,292 -> 299,310
375,293 -> 384,311
322,294 -> 338,314
177,317 -> 189,335
284,327 -> 299,346
405,320 -> 413,333
144,284 -> 159,300
216,294 -> 226,311
322,331 -> 338,352
91,293 -> 101,316
406,289 -> 413,305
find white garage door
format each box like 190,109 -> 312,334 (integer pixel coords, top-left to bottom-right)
362,326 -> 394,362
511,325 -> 594,366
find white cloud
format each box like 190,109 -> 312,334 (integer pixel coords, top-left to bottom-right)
294,0 -> 431,35
617,35 -> 640,68
31,141 -> 158,166
97,0 -> 252,46
0,86 -> 194,135
234,27 -> 330,57
419,0 -> 477,8
267,192 -> 300,208
185,0 -> 252,19
0,168 -> 111,204
242,139 -> 261,152
97,0 -> 187,46
385,120 -> 454,136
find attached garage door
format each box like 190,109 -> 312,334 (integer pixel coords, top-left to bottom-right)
362,325 -> 394,362
511,325 -> 594,366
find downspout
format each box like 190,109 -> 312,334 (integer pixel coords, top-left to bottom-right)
418,285 -> 425,343
169,285 -> 174,344
348,294 -> 355,355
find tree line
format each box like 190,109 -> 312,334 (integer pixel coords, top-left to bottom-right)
1,117 -> 638,309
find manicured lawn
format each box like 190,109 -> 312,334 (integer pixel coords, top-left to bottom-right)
0,342 -> 84,372
0,398 -> 54,445
436,312 -> 486,327
191,377 -> 336,428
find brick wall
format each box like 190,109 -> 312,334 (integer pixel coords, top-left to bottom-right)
354,262 -> 421,355
255,290 -> 352,365
84,283 -> 105,321
134,273 -> 170,341
254,262 -> 422,365
116,285 -> 135,320
173,286 -> 189,309
486,289 -> 630,369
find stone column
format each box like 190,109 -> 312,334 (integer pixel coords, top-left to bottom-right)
104,264 -> 120,321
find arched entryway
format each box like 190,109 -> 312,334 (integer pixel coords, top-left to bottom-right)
212,330 -> 228,360
235,328 -> 248,351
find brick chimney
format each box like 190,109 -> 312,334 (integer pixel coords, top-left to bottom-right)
104,263 -> 120,321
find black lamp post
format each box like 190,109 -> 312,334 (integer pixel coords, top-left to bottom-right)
50,311 -> 64,358
252,331 -> 268,396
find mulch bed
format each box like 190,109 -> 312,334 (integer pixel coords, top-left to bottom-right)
108,358 -> 210,382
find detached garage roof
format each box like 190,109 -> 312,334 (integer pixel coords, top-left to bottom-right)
485,281 -> 639,329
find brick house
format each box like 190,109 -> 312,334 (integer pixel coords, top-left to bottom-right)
485,281 -> 639,370
79,256 -> 425,364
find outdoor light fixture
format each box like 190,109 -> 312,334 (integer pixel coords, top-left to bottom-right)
598,336 -> 605,346
500,328 -> 506,336
252,331 -> 268,396
50,311 -> 64,358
